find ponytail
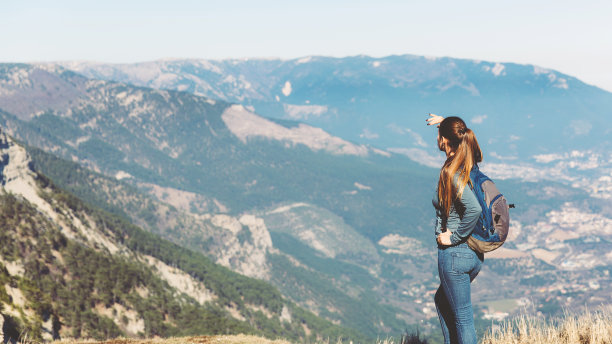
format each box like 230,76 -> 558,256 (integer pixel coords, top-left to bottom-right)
437,118 -> 482,217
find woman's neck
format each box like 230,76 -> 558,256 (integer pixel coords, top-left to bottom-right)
445,147 -> 455,158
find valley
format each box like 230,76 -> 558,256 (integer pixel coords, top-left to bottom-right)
0,58 -> 610,342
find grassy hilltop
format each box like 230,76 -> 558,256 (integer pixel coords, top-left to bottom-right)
481,307 -> 612,344
43,307 -> 612,344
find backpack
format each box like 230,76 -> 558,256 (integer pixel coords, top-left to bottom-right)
467,165 -> 513,253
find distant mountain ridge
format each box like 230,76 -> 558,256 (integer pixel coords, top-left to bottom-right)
59,55 -> 612,162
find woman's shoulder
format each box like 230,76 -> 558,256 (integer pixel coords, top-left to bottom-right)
451,171 -> 465,187
452,165 -> 479,186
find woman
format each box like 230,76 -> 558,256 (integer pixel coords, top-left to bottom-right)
427,114 -> 484,344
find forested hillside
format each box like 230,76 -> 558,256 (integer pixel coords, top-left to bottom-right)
0,131 -> 365,342
0,64 -> 432,337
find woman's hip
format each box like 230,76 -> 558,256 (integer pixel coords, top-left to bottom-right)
438,243 -> 483,278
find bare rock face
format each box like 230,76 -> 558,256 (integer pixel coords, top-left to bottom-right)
221,104 -> 372,157
0,130 -> 55,219
210,213 -> 274,279
0,129 -> 37,185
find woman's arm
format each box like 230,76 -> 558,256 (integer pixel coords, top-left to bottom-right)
449,186 -> 482,245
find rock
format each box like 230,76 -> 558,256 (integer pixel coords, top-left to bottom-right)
0,313 -> 4,343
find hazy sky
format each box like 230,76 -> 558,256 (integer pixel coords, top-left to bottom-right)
2,0 -> 612,91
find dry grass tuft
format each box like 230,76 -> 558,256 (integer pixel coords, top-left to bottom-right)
51,334 -> 291,344
40,309 -> 612,344
482,307 -> 612,344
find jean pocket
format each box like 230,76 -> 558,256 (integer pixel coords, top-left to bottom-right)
451,252 -> 474,273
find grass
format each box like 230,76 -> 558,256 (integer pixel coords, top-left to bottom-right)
51,335 -> 291,344
46,333 -> 427,344
17,308 -> 612,344
481,307 -> 612,344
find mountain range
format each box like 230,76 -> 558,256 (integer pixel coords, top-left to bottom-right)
0,57 -> 611,342
60,55 -> 612,163
0,128 -> 366,342
0,63 -> 426,339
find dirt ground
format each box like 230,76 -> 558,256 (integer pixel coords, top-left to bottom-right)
53,335 -> 292,344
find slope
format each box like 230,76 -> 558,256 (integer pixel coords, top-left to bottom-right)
0,130 -> 365,342
24,143 -> 411,338
3,63 -> 610,341
0,64 -> 436,336
61,56 -> 612,161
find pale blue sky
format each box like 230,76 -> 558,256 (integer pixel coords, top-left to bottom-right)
2,0 -> 612,91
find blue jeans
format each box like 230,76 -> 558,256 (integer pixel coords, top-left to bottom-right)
435,243 -> 483,344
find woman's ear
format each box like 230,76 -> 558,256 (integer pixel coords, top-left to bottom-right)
437,134 -> 447,152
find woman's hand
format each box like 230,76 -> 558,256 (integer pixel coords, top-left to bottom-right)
437,231 -> 453,246
426,113 -> 444,127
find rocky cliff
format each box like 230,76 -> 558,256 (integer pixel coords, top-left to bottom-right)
0,129 -> 363,342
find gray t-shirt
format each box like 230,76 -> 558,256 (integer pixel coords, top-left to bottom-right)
432,174 -> 482,245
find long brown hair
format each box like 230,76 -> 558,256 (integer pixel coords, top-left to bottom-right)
437,116 -> 482,217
